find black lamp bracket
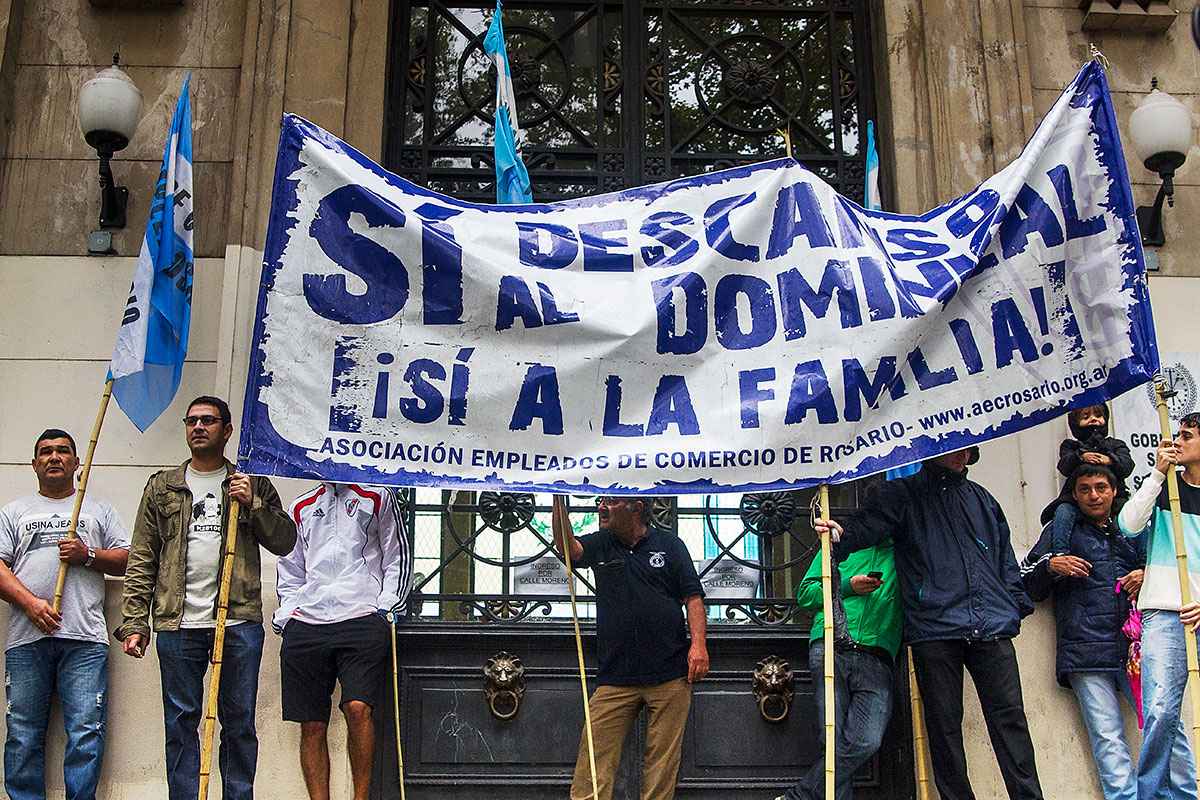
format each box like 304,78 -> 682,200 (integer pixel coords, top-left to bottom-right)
1137,150 -> 1186,248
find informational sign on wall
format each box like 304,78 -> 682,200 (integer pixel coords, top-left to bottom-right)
1112,354 -> 1200,492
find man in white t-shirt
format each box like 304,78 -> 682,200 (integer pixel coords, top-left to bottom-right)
116,396 -> 295,800
275,483 -> 412,800
0,428 -> 129,800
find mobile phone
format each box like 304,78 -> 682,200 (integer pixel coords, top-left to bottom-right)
867,571 -> 883,580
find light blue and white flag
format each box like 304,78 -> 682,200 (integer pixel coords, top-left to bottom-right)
484,3 -> 533,204
865,120 -> 881,212
866,120 -> 922,482
109,73 -> 194,432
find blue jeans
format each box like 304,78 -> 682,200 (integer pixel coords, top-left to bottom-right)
1138,609 -> 1198,800
784,641 -> 894,800
156,624 -> 264,800
1068,672 -> 1138,800
4,638 -> 109,800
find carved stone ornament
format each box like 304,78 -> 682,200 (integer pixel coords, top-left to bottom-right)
752,655 -> 794,723
483,651 -> 526,720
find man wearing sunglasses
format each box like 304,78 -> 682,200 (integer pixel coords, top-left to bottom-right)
552,495 -> 707,800
115,395 -> 296,800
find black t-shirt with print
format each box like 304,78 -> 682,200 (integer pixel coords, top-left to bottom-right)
576,526 -> 704,686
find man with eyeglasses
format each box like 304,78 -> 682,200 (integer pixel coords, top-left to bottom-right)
115,395 -> 295,800
0,428 -> 129,800
551,495 -> 707,800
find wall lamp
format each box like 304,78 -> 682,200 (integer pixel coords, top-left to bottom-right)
1128,78 -> 1192,248
77,54 -> 142,229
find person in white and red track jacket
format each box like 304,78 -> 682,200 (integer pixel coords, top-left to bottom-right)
274,483 -> 413,800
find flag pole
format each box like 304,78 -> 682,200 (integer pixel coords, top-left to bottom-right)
53,378 -> 115,613
908,646 -> 933,800
1155,378 -> 1200,795
817,485 -> 835,800
389,612 -> 407,800
198,497 -> 241,800
552,496 -> 600,799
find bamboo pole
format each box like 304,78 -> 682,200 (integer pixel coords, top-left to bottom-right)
390,613 -> 407,800
197,498 -> 241,800
553,496 -> 600,800
908,645 -> 933,800
53,378 -> 115,613
1155,379 -> 1200,797
819,485 -> 835,800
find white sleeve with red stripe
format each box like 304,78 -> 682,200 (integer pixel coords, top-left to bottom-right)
273,484 -> 319,633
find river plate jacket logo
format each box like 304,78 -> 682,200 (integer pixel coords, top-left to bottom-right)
1145,363 -> 1198,422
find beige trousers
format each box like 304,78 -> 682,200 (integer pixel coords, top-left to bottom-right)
569,676 -> 692,800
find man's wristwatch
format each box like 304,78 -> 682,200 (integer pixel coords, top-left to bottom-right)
84,547 -> 96,567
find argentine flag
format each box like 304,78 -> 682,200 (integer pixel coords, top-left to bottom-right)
484,3 -> 533,204
865,119 -> 881,211
866,120 -> 918,481
109,73 -> 194,432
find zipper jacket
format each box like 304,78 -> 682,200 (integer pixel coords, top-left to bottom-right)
1118,468 -> 1200,612
797,540 -> 903,658
273,483 -> 412,632
115,459 -> 296,640
833,463 -> 1033,644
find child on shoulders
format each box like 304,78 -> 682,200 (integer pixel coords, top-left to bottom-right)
1042,403 -> 1134,555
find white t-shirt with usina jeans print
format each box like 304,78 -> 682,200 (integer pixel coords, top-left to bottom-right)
0,492 -> 129,650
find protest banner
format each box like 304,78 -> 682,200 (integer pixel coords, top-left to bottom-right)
241,61 -> 1156,494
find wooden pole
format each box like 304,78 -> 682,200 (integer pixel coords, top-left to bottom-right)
819,485 -> 835,800
53,378 -> 115,613
1155,379 -> 1200,797
553,497 -> 600,800
907,646 -> 933,800
390,613 -> 407,800
197,498 -> 241,800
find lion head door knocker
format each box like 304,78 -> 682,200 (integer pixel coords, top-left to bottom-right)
752,655 -> 794,723
483,651 -> 526,720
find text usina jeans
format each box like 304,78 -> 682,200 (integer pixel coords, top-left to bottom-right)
155,623 -> 264,800
782,640 -> 894,800
1137,609 -> 1199,800
4,638 -> 109,800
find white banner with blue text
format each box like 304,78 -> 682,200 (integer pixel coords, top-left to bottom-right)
241,62 -> 1157,494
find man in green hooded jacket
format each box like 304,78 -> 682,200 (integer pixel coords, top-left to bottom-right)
776,539 -> 902,800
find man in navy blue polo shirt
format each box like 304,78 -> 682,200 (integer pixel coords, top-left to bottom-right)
552,495 -> 708,800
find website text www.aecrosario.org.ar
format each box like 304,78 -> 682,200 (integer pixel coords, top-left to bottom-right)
916,371 -> 1099,433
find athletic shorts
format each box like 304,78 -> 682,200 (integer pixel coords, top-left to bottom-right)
279,613 -> 391,722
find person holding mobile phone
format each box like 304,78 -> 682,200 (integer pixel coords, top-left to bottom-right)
775,529 -> 901,800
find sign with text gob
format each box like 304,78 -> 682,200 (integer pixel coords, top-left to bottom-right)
241,61 -> 1157,494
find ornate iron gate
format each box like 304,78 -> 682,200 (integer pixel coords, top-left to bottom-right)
379,2 -> 908,797
370,488 -> 913,799
385,0 -> 875,201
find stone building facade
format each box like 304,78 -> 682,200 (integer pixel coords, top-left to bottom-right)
0,0 -> 1195,796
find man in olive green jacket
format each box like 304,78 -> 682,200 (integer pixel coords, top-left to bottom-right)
115,395 -> 295,800
777,539 -> 902,800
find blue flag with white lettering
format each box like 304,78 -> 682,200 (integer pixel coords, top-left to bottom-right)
484,3 -> 533,204
109,73 -> 194,432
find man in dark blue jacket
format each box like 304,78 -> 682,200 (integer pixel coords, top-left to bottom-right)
1021,464 -> 1164,800
816,447 -> 1042,800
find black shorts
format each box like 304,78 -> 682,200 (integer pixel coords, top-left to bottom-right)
280,613 -> 391,722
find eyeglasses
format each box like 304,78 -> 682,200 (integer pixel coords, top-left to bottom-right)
183,415 -> 222,428
596,497 -> 627,507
